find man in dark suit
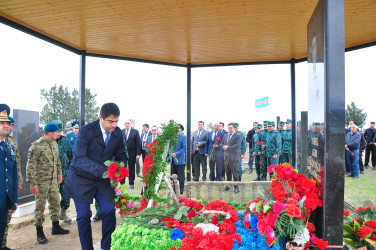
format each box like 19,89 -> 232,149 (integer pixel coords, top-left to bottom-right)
122,119 -> 141,189
205,123 -> 225,181
65,103 -> 127,250
222,123 -> 241,193
140,124 -> 151,176
364,122 -> 375,169
145,126 -> 158,150
191,121 -> 209,181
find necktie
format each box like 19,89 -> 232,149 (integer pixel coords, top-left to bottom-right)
0,141 -> 6,152
104,132 -> 110,146
125,130 -> 128,141
197,130 -> 201,141
227,133 -> 232,143
152,135 -> 155,141
214,131 -> 217,140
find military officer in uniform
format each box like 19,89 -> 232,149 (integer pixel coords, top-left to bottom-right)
66,121 -> 79,149
0,106 -> 18,246
277,121 -> 285,164
281,119 -> 293,165
252,124 -> 262,181
265,121 -> 281,178
26,123 -> 70,244
234,123 -> 247,181
259,121 -> 269,180
2,115 -> 23,250
52,120 -> 74,224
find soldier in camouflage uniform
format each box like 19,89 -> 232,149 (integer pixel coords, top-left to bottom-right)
26,123 -> 70,244
252,124 -> 262,181
265,121 -> 282,179
2,116 -> 23,249
234,123 -> 247,181
52,120 -> 73,224
278,121 -> 285,164
281,119 -> 293,165
258,121 -> 269,180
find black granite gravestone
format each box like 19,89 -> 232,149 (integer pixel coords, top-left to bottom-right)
12,109 -> 40,204
307,0 -> 345,247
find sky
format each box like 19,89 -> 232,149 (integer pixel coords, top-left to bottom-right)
1,23 -> 376,132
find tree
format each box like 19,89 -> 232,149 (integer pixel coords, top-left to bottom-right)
345,102 -> 367,129
40,84 -> 100,129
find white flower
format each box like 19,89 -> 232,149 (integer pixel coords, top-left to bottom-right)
194,223 -> 219,235
299,196 -> 306,208
249,202 -> 256,211
293,227 -> 310,246
202,210 -> 230,219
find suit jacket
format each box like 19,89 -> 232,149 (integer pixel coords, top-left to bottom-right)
222,132 -> 241,161
145,134 -> 158,151
170,133 -> 187,165
191,129 -> 208,154
140,131 -> 152,151
123,128 -> 141,156
205,130 -> 225,155
65,120 -> 127,203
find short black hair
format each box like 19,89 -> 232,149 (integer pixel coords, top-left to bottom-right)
100,103 -> 120,119
253,122 -> 258,125
228,122 -> 235,127
219,122 -> 224,127
142,124 -> 149,128
198,121 -> 204,124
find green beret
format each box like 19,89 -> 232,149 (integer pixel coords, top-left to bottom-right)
286,119 -> 292,124
0,104 -> 10,115
263,121 -> 268,125
52,120 -> 63,131
44,123 -> 59,132
257,124 -> 262,128
279,121 -> 285,126
8,116 -> 15,124
234,123 -> 239,128
72,121 -> 79,128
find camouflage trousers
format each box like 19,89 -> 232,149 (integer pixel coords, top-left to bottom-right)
34,181 -> 60,226
260,154 -> 267,179
254,155 -> 261,179
59,180 -> 71,210
2,214 -> 11,247
281,152 -> 292,165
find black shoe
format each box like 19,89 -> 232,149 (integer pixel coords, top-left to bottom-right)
136,173 -> 140,177
253,177 -> 260,181
224,186 -> 229,191
51,221 -> 70,235
373,167 -> 376,170
346,173 -> 354,177
130,185 -> 135,189
193,179 -> 199,181
352,176 -> 359,179
2,246 -> 13,250
202,178 -> 207,181
234,187 -> 239,194
92,213 -> 102,222
365,165 -> 369,169
360,171 -> 364,174
36,226 -> 48,244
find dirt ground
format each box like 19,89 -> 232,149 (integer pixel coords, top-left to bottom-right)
6,204 -> 122,250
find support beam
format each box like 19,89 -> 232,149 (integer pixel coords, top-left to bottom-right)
79,51 -> 86,126
186,64 -> 192,181
290,58 -> 296,167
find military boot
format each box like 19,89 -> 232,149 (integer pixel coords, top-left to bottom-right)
59,208 -> 72,223
36,226 -> 48,244
51,221 -> 70,235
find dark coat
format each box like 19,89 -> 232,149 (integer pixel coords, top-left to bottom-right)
122,128 -> 141,157
65,120 -> 127,203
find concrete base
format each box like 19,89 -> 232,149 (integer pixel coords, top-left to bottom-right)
12,201 -> 36,218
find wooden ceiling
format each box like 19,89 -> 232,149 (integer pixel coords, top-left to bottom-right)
0,0 -> 375,66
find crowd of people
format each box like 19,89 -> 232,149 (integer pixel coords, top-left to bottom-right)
345,121 -> 376,179
0,100 -> 295,250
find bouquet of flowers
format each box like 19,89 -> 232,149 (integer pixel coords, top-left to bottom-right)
209,136 -> 222,161
343,206 -> 376,249
102,160 -> 128,187
246,163 -> 328,249
114,184 -> 136,215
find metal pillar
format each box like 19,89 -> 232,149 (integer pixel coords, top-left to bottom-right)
290,58 -> 296,167
186,64 -> 192,181
300,111 -> 308,173
79,51 -> 86,126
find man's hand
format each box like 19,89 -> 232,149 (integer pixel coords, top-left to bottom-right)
58,175 -> 63,184
258,152 -> 261,156
171,153 -> 176,157
213,144 -> 218,148
279,151 -> 282,155
241,154 -> 244,159
8,203 -> 17,215
196,143 -> 201,148
223,145 -> 228,150
18,185 -> 22,191
205,154 -> 208,157
273,154 -> 277,159
31,185 -> 38,195
136,155 -> 140,160
262,145 -> 266,149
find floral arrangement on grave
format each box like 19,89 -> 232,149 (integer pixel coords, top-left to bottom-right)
209,136 -> 222,161
245,163 -> 328,249
142,123 -> 180,202
114,184 -> 136,215
343,206 -> 376,249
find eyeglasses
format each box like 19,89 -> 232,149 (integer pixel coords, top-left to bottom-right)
125,122 -> 130,124
152,129 -> 157,131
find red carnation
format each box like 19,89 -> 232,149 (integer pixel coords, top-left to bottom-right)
351,153 -> 355,157
307,222 -> 316,234
119,167 -> 129,179
369,142 -> 372,145
187,209 -> 197,220
357,226 -> 373,238
315,238 -> 329,250
211,215 -> 218,225
365,220 -> 376,229
371,233 -> 376,241
115,203 -> 119,208
250,158 -> 254,161
343,210 -> 350,217
260,141 -> 263,144
259,161 -> 262,165
257,140 -> 260,145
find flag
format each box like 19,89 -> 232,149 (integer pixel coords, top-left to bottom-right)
255,96 -> 269,108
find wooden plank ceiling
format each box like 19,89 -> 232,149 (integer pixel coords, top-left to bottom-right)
0,0 -> 375,66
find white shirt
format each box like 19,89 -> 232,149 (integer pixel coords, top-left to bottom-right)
99,122 -> 111,142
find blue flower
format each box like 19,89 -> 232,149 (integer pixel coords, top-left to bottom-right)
250,214 -> 258,232
170,228 -> 184,241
